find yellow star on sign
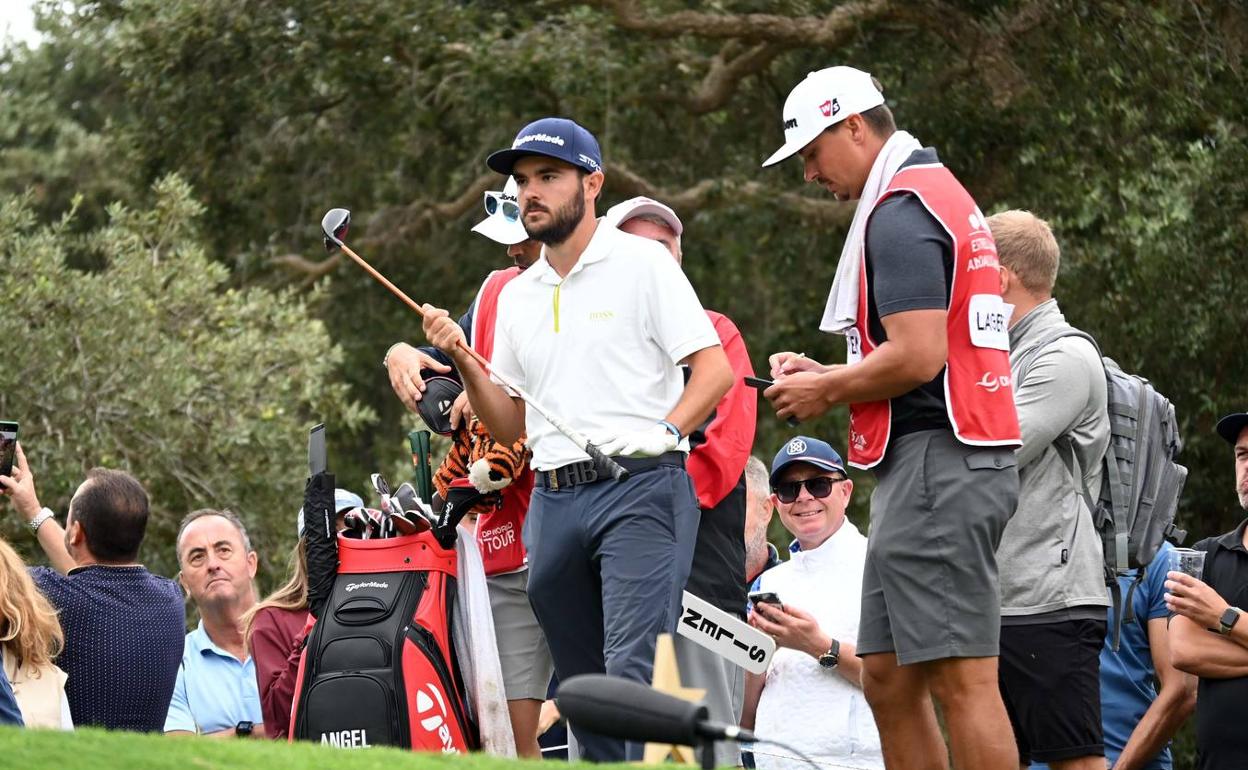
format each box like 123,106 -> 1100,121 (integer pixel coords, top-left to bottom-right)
641,633 -> 706,766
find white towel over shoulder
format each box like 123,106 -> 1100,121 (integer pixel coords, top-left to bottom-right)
818,131 -> 923,335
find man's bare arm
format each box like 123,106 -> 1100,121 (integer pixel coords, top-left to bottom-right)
1170,614 -> 1248,678
1114,618 -> 1197,770
669,345 -> 733,437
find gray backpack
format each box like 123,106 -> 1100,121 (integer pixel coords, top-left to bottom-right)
1015,327 -> 1188,648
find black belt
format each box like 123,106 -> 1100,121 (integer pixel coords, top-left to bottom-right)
537,452 -> 685,490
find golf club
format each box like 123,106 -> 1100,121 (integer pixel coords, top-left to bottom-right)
321,208 -> 628,483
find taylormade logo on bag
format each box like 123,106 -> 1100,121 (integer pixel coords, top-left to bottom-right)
514,132 -> 565,148
416,684 -> 459,754
320,729 -> 370,748
344,581 -> 389,593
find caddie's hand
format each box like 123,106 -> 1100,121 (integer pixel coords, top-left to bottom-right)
596,423 -> 679,458
769,351 -> 823,378
421,304 -> 467,357
750,602 -> 827,657
1165,571 -> 1229,629
386,343 -> 453,412
0,443 -> 43,522
765,371 -> 834,422
449,390 -> 474,430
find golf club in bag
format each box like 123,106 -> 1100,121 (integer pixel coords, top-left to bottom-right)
320,208 -> 628,484
292,430 -> 477,753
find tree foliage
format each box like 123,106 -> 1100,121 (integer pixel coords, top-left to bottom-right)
0,175 -> 373,580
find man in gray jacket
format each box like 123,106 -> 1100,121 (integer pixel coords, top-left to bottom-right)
990,210 -> 1110,770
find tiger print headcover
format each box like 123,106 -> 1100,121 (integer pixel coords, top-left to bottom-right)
433,415 -> 530,513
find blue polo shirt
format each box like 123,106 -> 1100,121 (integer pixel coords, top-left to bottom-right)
1032,542 -> 1177,770
164,622 -> 263,734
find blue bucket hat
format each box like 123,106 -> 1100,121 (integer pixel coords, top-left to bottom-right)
486,117 -> 603,176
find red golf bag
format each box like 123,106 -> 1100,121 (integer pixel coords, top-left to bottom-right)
289,531 -> 478,752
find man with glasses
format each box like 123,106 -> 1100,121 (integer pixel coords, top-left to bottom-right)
740,436 -> 883,770
382,176 -> 553,758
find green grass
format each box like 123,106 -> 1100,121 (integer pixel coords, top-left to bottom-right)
0,726 -> 589,770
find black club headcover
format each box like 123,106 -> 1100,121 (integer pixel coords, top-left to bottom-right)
303,471 -> 338,619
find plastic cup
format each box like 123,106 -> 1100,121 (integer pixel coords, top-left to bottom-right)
1170,548 -> 1206,579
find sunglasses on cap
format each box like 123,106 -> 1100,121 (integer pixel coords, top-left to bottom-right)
483,191 -> 521,222
773,475 -> 847,504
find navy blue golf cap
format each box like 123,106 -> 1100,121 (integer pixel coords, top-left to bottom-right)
1216,411 -> 1248,445
486,117 -> 603,175
770,436 -> 846,487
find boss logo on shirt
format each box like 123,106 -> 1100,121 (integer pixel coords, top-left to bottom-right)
588,310 -> 615,322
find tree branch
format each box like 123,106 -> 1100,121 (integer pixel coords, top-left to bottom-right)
609,162 -> 853,228
595,0 -> 896,47
364,170 -> 499,250
685,41 -> 787,115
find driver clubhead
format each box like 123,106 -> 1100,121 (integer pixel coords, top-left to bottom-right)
321,208 -> 351,253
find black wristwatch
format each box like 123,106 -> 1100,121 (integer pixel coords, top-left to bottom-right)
235,720 -> 254,737
1218,607 -> 1243,635
817,638 -> 841,669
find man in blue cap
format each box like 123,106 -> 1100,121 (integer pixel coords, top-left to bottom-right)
741,436 -> 882,770
421,117 -> 733,762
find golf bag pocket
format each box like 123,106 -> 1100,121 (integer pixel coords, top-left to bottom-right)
291,533 -> 476,752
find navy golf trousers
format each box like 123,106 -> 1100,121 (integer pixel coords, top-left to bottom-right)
524,460 -> 701,762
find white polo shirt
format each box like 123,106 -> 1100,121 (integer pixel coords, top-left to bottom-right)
754,522 -> 883,770
490,223 -> 719,470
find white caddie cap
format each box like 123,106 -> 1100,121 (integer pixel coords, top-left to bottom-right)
471,176 -> 528,246
761,66 -> 886,167
602,196 -> 684,246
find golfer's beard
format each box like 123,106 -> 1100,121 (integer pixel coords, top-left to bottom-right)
1238,482 -> 1248,511
526,192 -> 585,246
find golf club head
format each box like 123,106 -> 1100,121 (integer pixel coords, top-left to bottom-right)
342,508 -> 370,539
391,511 -> 432,536
321,208 -> 351,253
370,472 -> 392,503
394,482 -> 420,514
363,507 -> 385,539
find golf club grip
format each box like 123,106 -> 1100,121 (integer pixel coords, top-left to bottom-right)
585,442 -> 630,483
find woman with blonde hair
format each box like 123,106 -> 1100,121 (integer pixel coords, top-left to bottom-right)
0,539 -> 71,729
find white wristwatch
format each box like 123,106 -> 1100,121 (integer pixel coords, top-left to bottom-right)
29,507 -> 55,534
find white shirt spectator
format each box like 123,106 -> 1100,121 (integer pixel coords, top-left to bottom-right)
754,521 -> 883,770
489,223 -> 719,470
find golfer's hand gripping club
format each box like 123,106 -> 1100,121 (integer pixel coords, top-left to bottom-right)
321,207 -> 629,483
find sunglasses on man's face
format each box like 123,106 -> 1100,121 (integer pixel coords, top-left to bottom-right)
483,191 -> 521,222
773,475 -> 847,504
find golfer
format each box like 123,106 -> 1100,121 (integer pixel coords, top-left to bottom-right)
761,67 -> 1022,770
421,117 -> 732,763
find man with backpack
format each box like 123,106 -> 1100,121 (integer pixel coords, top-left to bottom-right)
990,210 -> 1111,770
1166,411 -> 1248,769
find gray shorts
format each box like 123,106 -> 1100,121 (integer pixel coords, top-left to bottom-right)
857,429 -> 1019,664
487,569 -> 555,701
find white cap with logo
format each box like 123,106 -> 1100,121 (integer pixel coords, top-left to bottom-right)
602,196 -> 684,244
471,176 -> 529,245
761,66 -> 885,167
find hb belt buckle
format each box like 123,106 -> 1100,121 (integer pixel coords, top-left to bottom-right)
569,460 -> 598,486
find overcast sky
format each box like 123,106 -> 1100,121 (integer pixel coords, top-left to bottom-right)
0,0 -> 41,50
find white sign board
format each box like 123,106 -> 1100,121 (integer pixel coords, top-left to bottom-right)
677,591 -> 775,675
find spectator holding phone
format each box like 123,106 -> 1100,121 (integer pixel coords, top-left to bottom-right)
741,436 -> 881,770
0,442 -> 184,732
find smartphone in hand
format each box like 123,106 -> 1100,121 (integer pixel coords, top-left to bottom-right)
748,590 -> 784,611
0,422 -> 18,478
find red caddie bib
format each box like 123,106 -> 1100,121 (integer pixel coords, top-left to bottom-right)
847,162 -> 1021,469
469,267 -> 533,576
